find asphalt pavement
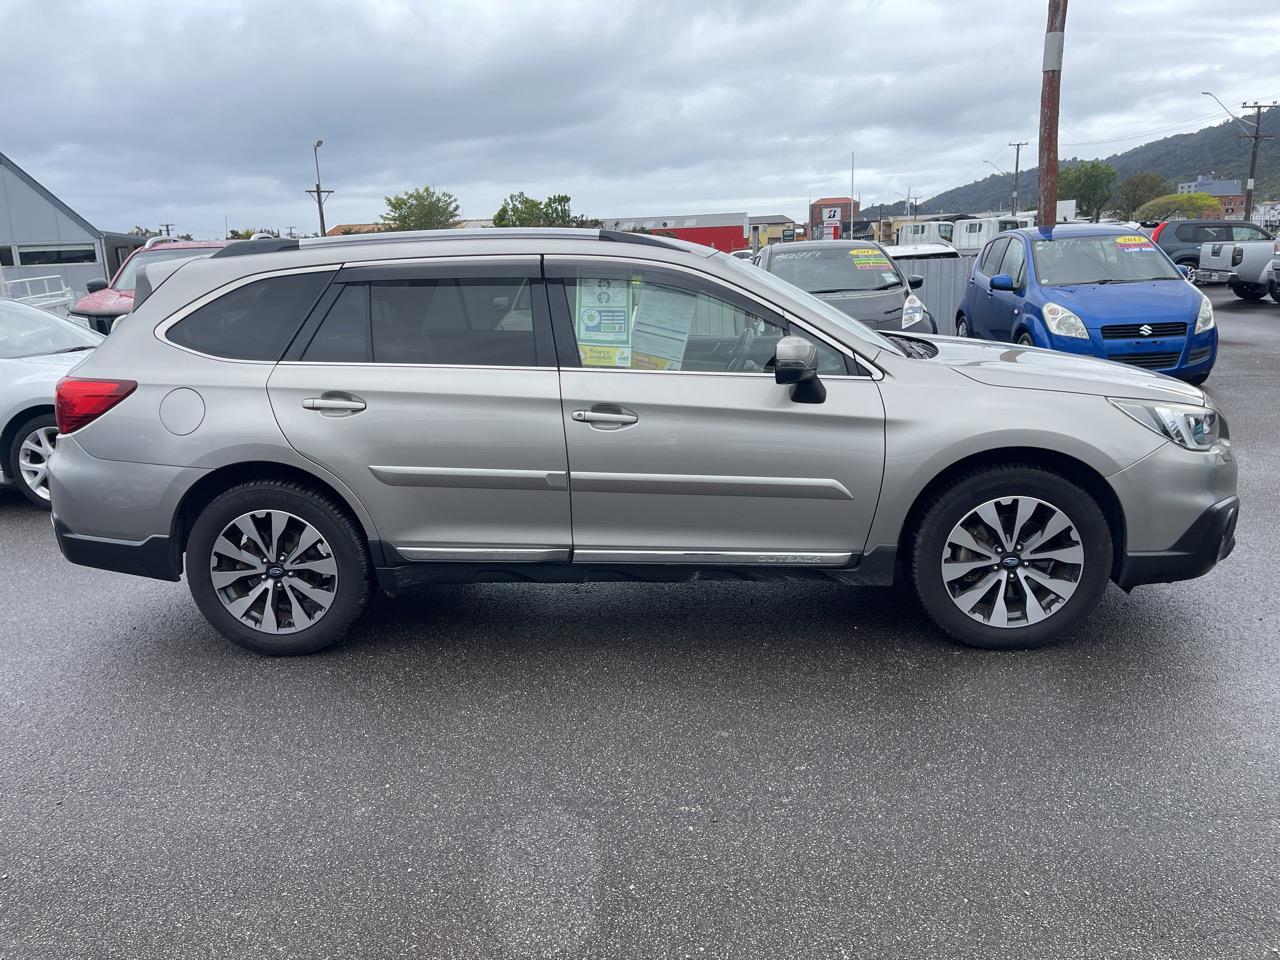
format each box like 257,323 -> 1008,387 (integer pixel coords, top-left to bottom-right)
2,286 -> 1278,959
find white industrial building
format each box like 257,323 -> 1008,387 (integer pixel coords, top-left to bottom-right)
0,151 -> 142,300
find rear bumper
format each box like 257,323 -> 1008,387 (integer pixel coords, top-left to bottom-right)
52,513 -> 182,581
1116,495 -> 1238,589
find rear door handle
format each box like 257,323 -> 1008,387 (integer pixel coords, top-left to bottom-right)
303,396 -> 366,413
571,409 -> 638,424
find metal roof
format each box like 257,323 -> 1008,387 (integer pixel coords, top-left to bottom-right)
0,150 -> 101,237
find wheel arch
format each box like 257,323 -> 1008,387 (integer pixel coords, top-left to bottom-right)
171,460 -> 385,566
1,404 -> 55,478
897,446 -> 1126,582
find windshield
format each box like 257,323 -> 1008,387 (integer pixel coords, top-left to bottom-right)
1032,234 -> 1181,285
717,252 -> 903,356
0,300 -> 103,358
113,247 -> 217,293
766,245 -> 904,294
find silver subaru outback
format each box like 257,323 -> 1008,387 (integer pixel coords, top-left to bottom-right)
49,229 -> 1238,655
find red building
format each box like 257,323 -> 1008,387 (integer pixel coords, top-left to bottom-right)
599,212 -> 749,253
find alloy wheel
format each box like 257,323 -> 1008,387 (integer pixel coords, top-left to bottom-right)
209,510 -> 339,634
18,426 -> 58,502
939,496 -> 1084,628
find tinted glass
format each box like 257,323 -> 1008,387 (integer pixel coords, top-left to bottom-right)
1232,224 -> 1271,241
167,271 -> 332,361
302,285 -> 371,362
18,246 -> 96,265
113,247 -> 219,292
369,278 -> 536,366
0,299 -> 102,359
565,271 -> 783,372
0,246 -> 13,267
999,238 -> 1026,283
766,245 -> 903,294
1031,234 -> 1181,285
978,238 -> 1009,274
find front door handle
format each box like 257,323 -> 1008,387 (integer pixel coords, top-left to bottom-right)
303,395 -> 367,414
571,409 -> 638,425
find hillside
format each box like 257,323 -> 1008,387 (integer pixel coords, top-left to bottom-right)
875,107 -> 1280,218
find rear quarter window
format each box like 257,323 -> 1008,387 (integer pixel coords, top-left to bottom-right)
166,271 -> 333,360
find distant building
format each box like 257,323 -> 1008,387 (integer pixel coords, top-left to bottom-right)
1178,173 -> 1245,217
325,223 -> 387,236
598,212 -> 748,253
0,151 -> 142,297
807,197 -> 861,240
748,214 -> 800,249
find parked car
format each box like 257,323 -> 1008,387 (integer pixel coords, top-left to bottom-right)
1150,219 -> 1273,274
756,239 -> 935,332
0,298 -> 101,505
69,239 -> 229,334
1197,236 -> 1280,301
51,229 -> 1237,655
882,242 -> 962,265
957,225 -> 1217,385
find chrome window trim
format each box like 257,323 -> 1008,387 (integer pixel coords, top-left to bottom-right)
546,253 -> 884,380
154,264 -> 338,364
335,254 -> 542,269
276,361 -> 553,372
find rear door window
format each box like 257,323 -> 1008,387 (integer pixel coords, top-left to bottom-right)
166,270 -> 333,361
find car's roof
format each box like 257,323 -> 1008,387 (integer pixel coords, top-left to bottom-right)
883,243 -> 959,257
1011,224 -> 1137,239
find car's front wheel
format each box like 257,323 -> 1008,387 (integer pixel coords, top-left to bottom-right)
1016,331 -> 1035,347
186,480 -> 372,655
956,314 -> 971,338
7,412 -> 58,507
910,466 -> 1113,649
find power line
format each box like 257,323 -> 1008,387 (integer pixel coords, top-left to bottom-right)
1059,110 -> 1224,149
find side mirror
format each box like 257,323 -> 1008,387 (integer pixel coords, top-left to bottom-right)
85,278 -> 108,294
907,274 -> 924,290
989,273 -> 1015,292
774,336 -> 826,404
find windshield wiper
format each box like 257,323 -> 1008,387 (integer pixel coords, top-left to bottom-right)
808,287 -> 864,295
50,345 -> 95,353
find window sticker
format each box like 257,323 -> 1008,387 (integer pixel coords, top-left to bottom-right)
1114,234 -> 1156,252
881,271 -> 899,284
848,248 -> 892,269
576,278 -> 631,367
631,285 -> 696,371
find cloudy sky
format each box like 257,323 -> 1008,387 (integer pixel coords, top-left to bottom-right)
2,0 -> 1276,238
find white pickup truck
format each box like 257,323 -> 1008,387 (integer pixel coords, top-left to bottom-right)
1199,236 -> 1279,303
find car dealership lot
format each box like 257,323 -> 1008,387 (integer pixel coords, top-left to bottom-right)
1,287 -> 1277,958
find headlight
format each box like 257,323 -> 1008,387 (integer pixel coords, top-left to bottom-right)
902,294 -> 926,329
1042,301 -> 1088,339
1195,294 -> 1215,333
1109,399 -> 1226,451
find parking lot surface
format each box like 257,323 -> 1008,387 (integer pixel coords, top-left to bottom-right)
2,287 -> 1277,959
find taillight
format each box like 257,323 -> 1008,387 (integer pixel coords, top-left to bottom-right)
55,377 -> 137,434
1150,222 -> 1166,242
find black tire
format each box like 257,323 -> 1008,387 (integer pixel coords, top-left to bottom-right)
1270,280 -> 1280,304
1016,331 -> 1035,347
186,480 -> 372,655
910,465 -> 1113,650
1230,281 -> 1267,301
6,412 -> 57,508
956,314 -> 970,338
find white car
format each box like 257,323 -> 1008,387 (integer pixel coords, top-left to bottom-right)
1,299 -> 101,505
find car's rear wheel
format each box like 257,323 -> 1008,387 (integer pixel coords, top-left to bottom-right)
186,480 -> 372,655
1176,258 -> 1198,283
956,314 -> 971,338
1230,281 -> 1268,301
7,413 -> 58,507
910,466 -> 1113,650
1270,279 -> 1280,304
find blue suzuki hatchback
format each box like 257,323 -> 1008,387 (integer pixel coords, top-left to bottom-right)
956,224 -> 1217,384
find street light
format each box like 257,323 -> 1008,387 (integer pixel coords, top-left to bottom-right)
983,160 -> 1007,176
1201,91 -> 1255,133
305,139 -> 333,236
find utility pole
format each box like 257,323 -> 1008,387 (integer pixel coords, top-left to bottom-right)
159,223 -> 174,237
849,150 -> 856,239
1239,102 -> 1275,221
1037,0 -> 1067,227
1008,141 -> 1028,215
305,139 -> 333,236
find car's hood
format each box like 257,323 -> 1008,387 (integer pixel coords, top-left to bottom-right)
1041,279 -> 1200,322
9,350 -> 96,371
810,287 -> 904,326
925,335 -> 1206,404
71,287 -> 134,317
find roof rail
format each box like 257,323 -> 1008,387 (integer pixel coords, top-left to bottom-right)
212,237 -> 301,258
598,229 -> 683,248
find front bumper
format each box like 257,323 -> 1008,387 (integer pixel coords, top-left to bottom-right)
1045,327 -> 1217,379
52,513 -> 182,581
1116,495 -> 1238,589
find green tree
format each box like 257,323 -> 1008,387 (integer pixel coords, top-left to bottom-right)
493,192 -> 599,228
1108,172 -> 1168,219
1059,161 -> 1117,221
380,185 -> 461,231
1135,192 -> 1221,221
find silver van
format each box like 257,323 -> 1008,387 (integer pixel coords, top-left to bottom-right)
49,229 -> 1238,655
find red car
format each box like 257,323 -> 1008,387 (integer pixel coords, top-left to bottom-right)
70,240 -> 229,333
